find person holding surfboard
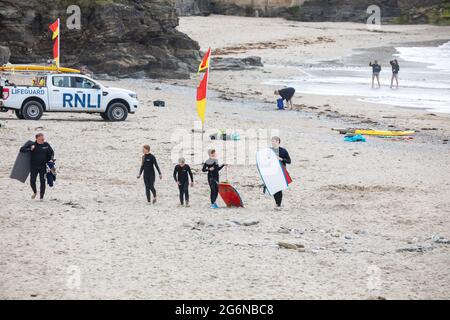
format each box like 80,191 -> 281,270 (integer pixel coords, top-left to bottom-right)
19,133 -> 54,200
202,149 -> 226,209
271,136 -> 291,209
137,145 -> 162,204
173,157 -> 194,207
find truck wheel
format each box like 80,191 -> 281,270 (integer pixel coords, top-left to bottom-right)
14,109 -> 25,119
107,102 -> 128,121
22,100 -> 44,120
100,112 -> 109,121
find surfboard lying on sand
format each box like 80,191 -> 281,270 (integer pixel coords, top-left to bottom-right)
1,65 -> 80,74
218,183 -> 244,207
332,128 -> 415,136
256,148 -> 289,196
10,140 -> 33,183
355,129 -> 415,136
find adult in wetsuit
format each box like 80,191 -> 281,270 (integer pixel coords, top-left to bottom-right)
202,149 -> 225,209
369,60 -> 382,88
275,87 -> 296,110
390,59 -> 400,89
20,133 -> 54,200
173,157 -> 194,206
271,136 -> 291,209
137,145 -> 162,204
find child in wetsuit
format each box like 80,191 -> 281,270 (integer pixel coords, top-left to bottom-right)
173,157 -> 194,207
202,149 -> 225,209
137,144 -> 162,204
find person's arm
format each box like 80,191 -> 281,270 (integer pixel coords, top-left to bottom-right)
369,62 -> 372,67
187,166 -> 194,182
202,163 -> 208,172
153,156 -> 162,175
218,164 -> 225,171
280,148 -> 291,165
138,156 -> 144,176
20,141 -> 34,152
48,144 -> 55,161
173,166 -> 178,182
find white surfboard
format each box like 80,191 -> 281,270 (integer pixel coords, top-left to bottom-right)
256,148 -> 288,196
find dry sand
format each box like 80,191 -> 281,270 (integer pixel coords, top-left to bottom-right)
0,15 -> 449,299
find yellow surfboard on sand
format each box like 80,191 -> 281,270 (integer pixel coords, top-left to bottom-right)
0,64 -> 80,74
354,129 -> 415,136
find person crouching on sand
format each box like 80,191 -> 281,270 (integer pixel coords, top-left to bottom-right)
137,145 -> 162,204
390,59 -> 400,89
20,133 -> 54,201
274,87 -> 295,110
202,149 -> 226,209
173,157 -> 194,207
271,136 -> 291,210
369,60 -> 382,88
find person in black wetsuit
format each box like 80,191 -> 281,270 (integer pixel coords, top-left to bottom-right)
202,149 -> 225,209
20,133 -> 54,200
137,144 -> 162,204
271,136 -> 291,209
390,59 -> 400,89
173,157 -> 194,207
274,87 -> 296,110
369,60 -> 382,88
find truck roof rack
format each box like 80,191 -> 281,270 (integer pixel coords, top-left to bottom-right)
0,64 -> 81,74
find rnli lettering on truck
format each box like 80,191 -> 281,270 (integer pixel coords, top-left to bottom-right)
1,72 -> 139,121
63,93 -> 101,108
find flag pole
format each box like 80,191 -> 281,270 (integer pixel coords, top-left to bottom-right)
202,48 -> 211,161
57,18 -> 60,68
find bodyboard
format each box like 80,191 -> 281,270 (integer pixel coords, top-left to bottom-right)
256,148 -> 288,196
218,183 -> 244,207
10,140 -> 33,183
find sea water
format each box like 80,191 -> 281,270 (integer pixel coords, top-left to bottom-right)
265,41 -> 450,113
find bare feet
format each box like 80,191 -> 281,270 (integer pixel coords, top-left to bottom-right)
31,193 -> 37,199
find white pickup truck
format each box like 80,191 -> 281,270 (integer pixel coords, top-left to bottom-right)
0,73 -> 139,121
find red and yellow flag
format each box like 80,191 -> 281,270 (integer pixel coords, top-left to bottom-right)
198,47 -> 211,73
49,19 -> 60,67
196,69 -> 209,124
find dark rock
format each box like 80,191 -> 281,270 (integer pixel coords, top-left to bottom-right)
0,46 -> 10,64
176,0 -> 211,16
211,56 -> 263,71
0,0 -> 200,79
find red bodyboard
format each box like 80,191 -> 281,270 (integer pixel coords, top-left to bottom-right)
218,183 -> 244,207
282,166 -> 292,185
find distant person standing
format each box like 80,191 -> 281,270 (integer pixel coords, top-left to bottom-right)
369,60 -> 382,88
137,145 -> 162,204
173,157 -> 194,207
390,59 -> 400,89
274,87 -> 295,110
20,133 -> 54,200
270,136 -> 291,209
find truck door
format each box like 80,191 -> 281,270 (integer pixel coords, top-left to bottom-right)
49,76 -> 103,112
48,75 -> 74,111
70,77 -> 103,112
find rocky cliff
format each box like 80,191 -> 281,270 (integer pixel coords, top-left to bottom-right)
0,0 -> 200,78
176,0 -> 450,25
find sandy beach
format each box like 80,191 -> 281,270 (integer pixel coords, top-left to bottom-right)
1,15 -> 449,299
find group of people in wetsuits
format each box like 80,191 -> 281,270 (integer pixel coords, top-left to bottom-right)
21,134 -> 291,209
136,136 -> 291,209
369,59 -> 400,89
